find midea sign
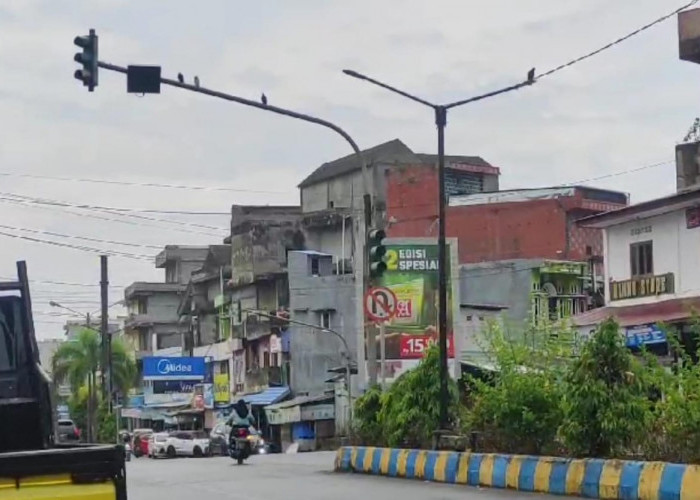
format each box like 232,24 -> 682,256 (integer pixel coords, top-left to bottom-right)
143,356 -> 206,381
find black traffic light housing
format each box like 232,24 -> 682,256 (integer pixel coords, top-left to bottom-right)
74,29 -> 98,91
368,228 -> 387,278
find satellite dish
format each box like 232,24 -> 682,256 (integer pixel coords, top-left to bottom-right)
541,282 -> 558,296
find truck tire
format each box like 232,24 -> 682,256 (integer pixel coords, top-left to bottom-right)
167,446 -> 176,459
193,446 -> 202,458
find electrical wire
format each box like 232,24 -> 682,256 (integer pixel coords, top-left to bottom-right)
0,197 -> 226,238
0,171 -> 289,194
0,224 -> 163,250
0,230 -> 155,261
0,192 -> 229,233
536,0 -> 700,80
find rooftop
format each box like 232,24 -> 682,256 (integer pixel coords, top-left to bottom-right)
298,138 -> 498,188
579,186 -> 700,229
155,245 -> 210,269
124,282 -> 187,299
450,185 -> 629,208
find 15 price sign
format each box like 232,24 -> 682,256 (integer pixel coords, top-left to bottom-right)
399,334 -> 454,359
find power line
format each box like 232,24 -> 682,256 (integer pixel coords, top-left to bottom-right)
0,197 -> 226,238
0,224 -> 164,250
0,192 -> 229,233
0,230 -> 154,261
536,0 -> 700,79
0,171 -> 289,194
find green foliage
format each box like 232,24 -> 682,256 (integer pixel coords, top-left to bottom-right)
559,319 -> 651,458
353,385 -> 384,445
96,399 -> 116,443
52,328 -> 136,442
353,346 -> 457,448
465,320 -> 567,454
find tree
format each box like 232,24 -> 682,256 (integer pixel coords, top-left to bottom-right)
559,319 -> 650,458
52,328 -> 136,442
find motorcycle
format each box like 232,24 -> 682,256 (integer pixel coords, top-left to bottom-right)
228,426 -> 252,465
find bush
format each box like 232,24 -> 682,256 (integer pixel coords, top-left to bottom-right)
559,319 -> 651,458
465,320 -> 566,454
353,346 -> 458,448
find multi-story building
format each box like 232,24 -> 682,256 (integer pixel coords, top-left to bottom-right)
573,185 -> 700,363
123,246 -> 208,361
297,139 -> 500,388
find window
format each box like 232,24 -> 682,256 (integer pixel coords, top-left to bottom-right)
630,241 -> 653,277
311,257 -> 320,276
319,311 -> 331,329
137,297 -> 148,315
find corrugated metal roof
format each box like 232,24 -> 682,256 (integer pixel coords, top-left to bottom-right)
264,393 -> 333,410
242,386 -> 290,406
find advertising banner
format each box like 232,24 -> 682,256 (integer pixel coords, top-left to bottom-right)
152,380 -> 197,394
372,242 -> 456,360
142,357 -> 206,381
214,374 -> 230,404
625,324 -> 667,348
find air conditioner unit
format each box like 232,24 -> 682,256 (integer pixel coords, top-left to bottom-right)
676,141 -> 700,192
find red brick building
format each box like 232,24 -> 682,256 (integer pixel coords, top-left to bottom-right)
386,164 -> 629,264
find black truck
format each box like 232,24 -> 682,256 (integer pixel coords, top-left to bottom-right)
0,261 -> 127,499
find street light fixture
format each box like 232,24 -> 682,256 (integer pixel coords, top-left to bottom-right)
343,68 -> 536,431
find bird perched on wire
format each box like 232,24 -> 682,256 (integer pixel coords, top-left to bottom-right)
177,73 -> 184,84
527,67 -> 536,84
261,93 -> 268,106
194,76 -> 200,89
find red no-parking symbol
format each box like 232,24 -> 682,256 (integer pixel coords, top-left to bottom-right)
364,287 -> 398,323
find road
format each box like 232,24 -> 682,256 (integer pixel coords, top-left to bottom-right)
126,452 -> 566,500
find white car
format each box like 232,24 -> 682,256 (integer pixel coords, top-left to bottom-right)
149,431 -> 210,458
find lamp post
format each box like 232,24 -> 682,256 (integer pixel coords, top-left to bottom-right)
343,69 -> 536,430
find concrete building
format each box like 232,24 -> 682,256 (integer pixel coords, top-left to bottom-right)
287,250 -> 357,396
573,187 -> 700,363
123,246 -> 208,360
461,259 -> 594,343
297,139 -> 498,389
63,318 -> 121,341
228,205 -> 305,396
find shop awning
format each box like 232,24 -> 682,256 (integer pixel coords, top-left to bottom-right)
572,296 -> 700,328
242,386 -> 290,406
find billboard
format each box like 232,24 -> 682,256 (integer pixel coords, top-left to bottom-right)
371,241 -> 457,361
142,357 -> 206,381
214,374 -> 230,404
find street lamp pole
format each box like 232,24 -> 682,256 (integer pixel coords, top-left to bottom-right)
343,69 -> 536,430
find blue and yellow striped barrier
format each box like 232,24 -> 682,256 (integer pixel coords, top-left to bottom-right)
334,447 -> 700,499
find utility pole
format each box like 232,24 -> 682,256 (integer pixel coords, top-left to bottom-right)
343,68 -> 536,431
100,255 -> 110,407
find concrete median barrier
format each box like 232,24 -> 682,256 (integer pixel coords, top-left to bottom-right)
334,446 -> 700,499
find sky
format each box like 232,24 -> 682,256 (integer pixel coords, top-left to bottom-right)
0,0 -> 696,339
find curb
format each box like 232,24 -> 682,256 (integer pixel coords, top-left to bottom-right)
334,446 -> 700,499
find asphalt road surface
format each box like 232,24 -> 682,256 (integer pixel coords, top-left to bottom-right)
126,451 -> 568,500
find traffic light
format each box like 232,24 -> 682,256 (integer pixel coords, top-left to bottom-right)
74,29 -> 98,91
367,228 -> 387,278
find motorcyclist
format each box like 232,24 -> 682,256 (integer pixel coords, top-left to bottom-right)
227,399 -> 256,458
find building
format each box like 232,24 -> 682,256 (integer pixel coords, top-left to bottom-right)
123,246 -> 208,360
573,187 -> 700,363
287,250 -> 357,397
63,318 -> 120,341
297,139 -> 498,389
388,185 -> 628,265
228,205 -> 304,397
460,259 -> 594,344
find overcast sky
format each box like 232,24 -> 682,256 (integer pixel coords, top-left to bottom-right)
0,0 -> 695,339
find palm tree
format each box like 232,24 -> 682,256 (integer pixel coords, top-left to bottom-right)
52,328 -> 136,442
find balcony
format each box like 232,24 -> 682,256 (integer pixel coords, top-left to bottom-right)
244,315 -> 272,341
245,366 -> 283,393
